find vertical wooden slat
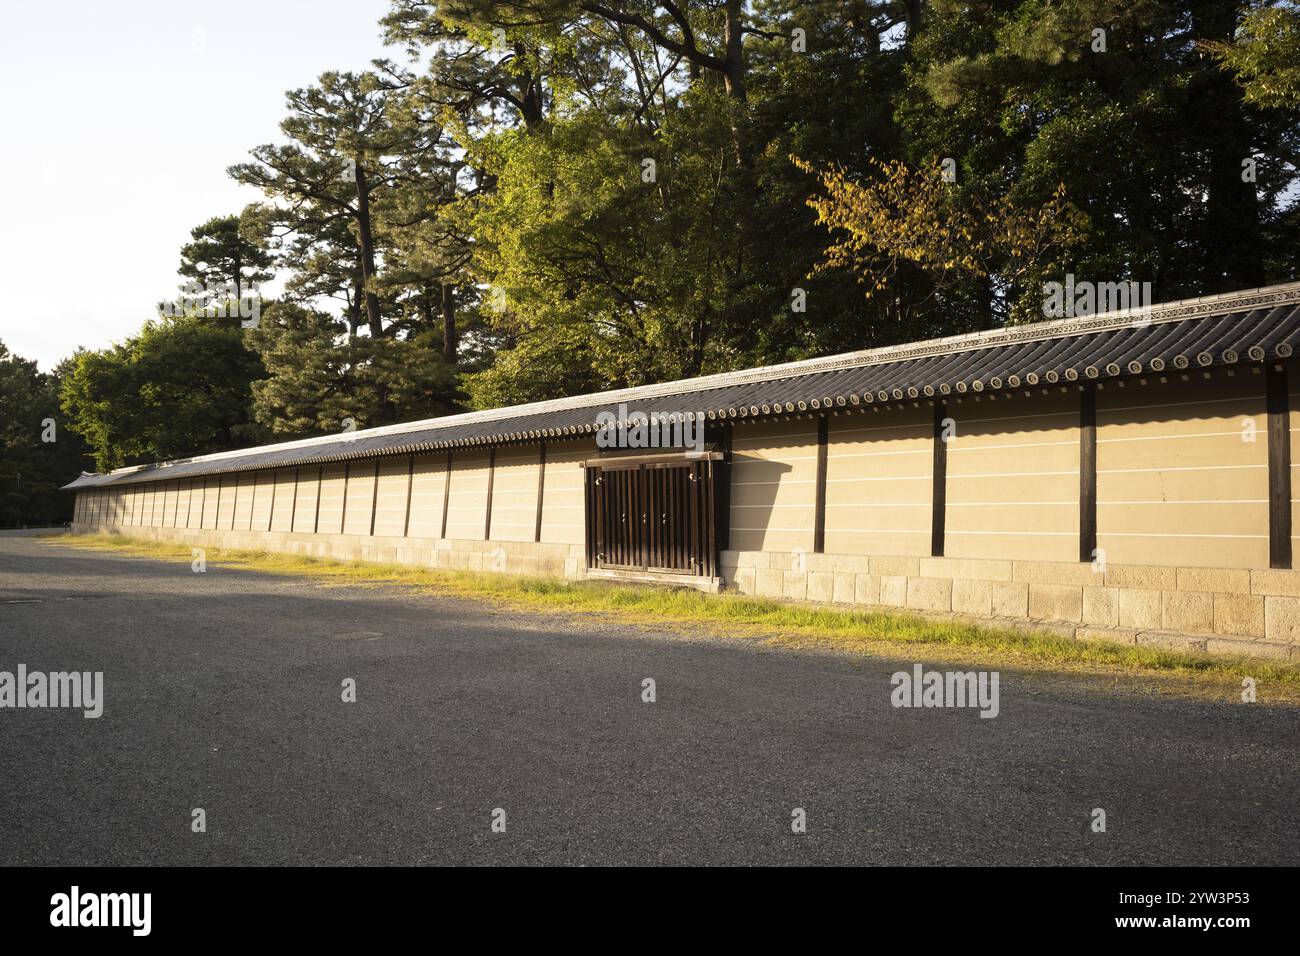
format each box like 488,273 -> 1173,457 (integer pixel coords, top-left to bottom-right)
369,459 -> 381,536
534,441 -> 547,543
583,467 -> 592,566
199,477 -> 209,528
440,452 -> 453,538
634,468 -> 642,567
931,402 -> 948,558
595,468 -> 603,567
705,460 -> 718,577
1267,363 -> 1293,569
268,470 -> 277,531
484,447 -> 496,540
224,476 -> 235,535
313,466 -> 323,533
339,463 -> 350,534
650,467 -> 657,569
671,467 -> 679,570
185,479 -> 194,529
813,415 -> 828,553
689,463 -> 700,574
249,472 -> 259,531
587,468 -> 597,567
1079,385 -> 1098,564
290,467 -> 300,533
403,455 -> 415,538
613,470 -> 621,565
627,470 -> 634,567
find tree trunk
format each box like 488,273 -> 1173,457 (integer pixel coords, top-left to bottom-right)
352,160 -> 385,336
347,274 -> 364,338
516,44 -> 546,130
441,282 -> 458,363
722,0 -> 746,101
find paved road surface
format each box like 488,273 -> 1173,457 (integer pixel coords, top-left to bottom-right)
1,536 -> 1296,865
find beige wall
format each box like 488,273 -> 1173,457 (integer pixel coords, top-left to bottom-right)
270,468 -> 296,532
373,460 -> 410,538
730,418 -> 819,553
945,390 -> 1080,562
238,474 -> 254,529
293,467 -> 322,534
250,471 -> 275,532
1097,373 -> 1268,569
824,406 -> 931,557
408,453 -> 448,539
444,449 -> 492,540
341,463 -> 376,537
316,464 -> 347,535
490,447 -> 541,543
70,370 -> 1289,600
539,440 -> 586,545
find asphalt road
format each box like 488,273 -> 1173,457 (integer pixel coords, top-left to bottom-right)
1,535 -> 1296,866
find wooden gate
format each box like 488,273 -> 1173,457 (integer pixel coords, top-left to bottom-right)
585,459 -> 718,577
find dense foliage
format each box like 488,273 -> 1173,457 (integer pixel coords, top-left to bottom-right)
29,0 -> 1300,523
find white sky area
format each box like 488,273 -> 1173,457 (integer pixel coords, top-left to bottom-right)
0,0 -> 398,370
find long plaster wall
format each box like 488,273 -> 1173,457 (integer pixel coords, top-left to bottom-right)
74,371 -> 1300,659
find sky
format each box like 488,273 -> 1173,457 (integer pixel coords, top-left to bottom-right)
0,0 -> 401,370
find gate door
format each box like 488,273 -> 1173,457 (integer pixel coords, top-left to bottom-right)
586,459 -> 717,577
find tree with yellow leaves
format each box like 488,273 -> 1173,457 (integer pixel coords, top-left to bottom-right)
793,155 -> 1083,327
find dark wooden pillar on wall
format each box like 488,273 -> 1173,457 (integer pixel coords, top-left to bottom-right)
1267,363 -> 1293,569
484,448 -> 497,539
1079,385 -> 1098,564
440,451 -> 453,538
267,471 -> 277,531
341,463 -> 352,533
716,423 -> 732,551
534,441 -> 547,543
813,416 -> 829,553
931,403 -> 948,557
313,465 -> 323,533
249,472 -> 259,531
369,459 -> 381,536
403,455 -> 415,538
290,467 -> 300,532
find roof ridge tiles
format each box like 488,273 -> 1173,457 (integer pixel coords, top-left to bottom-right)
65,280 -> 1300,488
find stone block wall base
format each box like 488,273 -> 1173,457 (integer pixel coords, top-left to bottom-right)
720,549 -> 1300,662
73,523 -> 585,580
583,568 -> 721,592
68,526 -> 1300,661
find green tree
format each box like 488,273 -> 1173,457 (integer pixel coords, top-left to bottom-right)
0,344 -> 93,526
178,214 -> 275,300
60,315 -> 266,471
1204,2 -> 1300,110
246,301 -> 460,436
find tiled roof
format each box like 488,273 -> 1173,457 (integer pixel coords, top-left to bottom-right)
63,281 -> 1300,490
